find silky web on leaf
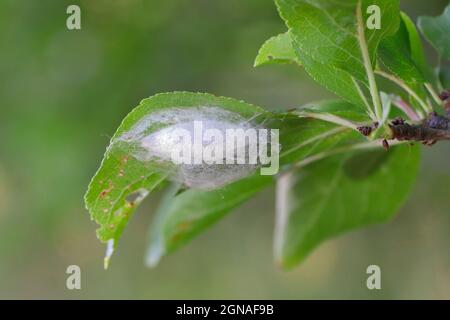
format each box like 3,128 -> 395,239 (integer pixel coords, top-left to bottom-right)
115,107 -> 267,190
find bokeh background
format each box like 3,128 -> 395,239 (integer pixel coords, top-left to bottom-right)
0,0 -> 449,299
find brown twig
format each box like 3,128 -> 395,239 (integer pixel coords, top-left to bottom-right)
389,122 -> 450,142
374,90 -> 450,149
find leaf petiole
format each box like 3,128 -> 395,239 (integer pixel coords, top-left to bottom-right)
352,77 -> 377,120
392,96 -> 421,122
293,110 -> 360,131
356,0 -> 383,122
424,83 -> 443,106
375,69 -> 433,115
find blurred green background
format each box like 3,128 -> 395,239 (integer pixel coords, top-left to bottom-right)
0,0 -> 449,299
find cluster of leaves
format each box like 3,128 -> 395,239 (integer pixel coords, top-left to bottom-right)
85,0 -> 450,269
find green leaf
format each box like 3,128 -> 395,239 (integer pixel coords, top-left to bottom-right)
275,144 -> 421,269
85,92 -> 267,265
378,15 -> 426,85
418,4 -> 450,61
146,174 -> 273,266
254,29 -> 371,109
143,98 -> 420,267
84,146 -> 167,267
294,49 -> 371,110
439,64 -> 450,89
275,114 -> 365,167
254,31 -> 302,67
145,100 -> 369,265
294,99 -> 370,124
400,12 -> 433,82
275,0 -> 400,84
111,92 -> 267,138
